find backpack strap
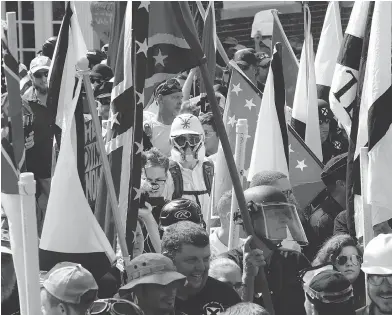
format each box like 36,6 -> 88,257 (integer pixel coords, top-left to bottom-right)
202,160 -> 214,195
169,160 -> 183,200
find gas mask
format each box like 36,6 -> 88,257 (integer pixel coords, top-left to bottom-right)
170,133 -> 206,163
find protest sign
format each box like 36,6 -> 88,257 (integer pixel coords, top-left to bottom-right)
84,116 -> 102,210
90,1 -> 114,43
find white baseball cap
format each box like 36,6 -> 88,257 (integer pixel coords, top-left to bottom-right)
361,233 -> 392,275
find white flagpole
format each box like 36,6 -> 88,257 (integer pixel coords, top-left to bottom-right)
228,119 -> 248,250
18,173 -> 41,315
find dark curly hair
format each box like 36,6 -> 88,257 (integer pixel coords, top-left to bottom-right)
141,147 -> 169,173
312,234 -> 362,266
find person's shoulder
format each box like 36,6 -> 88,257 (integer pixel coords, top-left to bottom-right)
276,247 -> 311,267
204,277 -> 242,301
355,305 -> 370,315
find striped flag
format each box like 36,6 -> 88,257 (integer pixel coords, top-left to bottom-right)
329,2 -> 371,137
315,1 -> 342,102
199,1 -> 216,93
358,2 -> 392,235
144,1 -> 201,106
39,2 -> 116,280
271,10 -> 299,109
107,1 -> 127,70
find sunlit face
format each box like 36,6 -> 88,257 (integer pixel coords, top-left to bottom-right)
334,246 -> 361,284
368,274 -> 392,314
141,166 -> 167,197
202,124 -> 219,156
160,92 -> 183,116
31,70 -> 49,94
140,281 -> 182,313
132,221 -> 144,258
173,244 -> 210,293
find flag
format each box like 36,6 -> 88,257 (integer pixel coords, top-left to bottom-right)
291,7 -> 322,161
199,1 -> 216,93
248,44 -> 288,180
345,2 -> 374,239
107,1 -> 127,70
315,1 -> 343,102
213,62 -> 264,203
19,63 -> 32,96
359,2 -> 392,235
39,2 -> 115,280
329,1 -> 371,136
271,10 -> 299,109
144,1 -> 201,106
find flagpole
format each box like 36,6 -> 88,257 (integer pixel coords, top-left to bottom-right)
78,59 -> 130,261
172,3 -> 275,314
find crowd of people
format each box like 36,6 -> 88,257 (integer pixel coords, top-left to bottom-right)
1,25 -> 392,315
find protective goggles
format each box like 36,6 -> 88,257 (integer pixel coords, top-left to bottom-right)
299,264 -> 354,304
334,254 -> 362,266
33,71 -> 48,79
368,274 -> 392,286
88,298 -> 143,315
172,134 -> 202,148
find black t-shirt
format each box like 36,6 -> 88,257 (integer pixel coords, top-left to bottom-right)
175,276 -> 241,315
220,247 -> 310,315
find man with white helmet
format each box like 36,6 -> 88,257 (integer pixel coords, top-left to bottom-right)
163,113 -> 214,219
356,234 -> 392,315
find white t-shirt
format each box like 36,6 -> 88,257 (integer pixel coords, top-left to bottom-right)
143,115 -> 172,157
163,159 -> 211,220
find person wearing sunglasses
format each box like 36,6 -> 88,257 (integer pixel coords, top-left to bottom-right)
357,234 -> 392,315
302,269 -> 356,315
22,55 -> 54,232
118,253 -> 186,315
164,113 -> 214,221
88,298 -> 144,315
143,78 -> 183,157
312,234 -> 365,309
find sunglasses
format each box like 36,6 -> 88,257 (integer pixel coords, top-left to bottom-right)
368,274 -> 392,286
91,78 -> 104,84
89,299 -> 143,315
172,134 -> 202,148
33,71 -> 48,79
335,254 -> 362,266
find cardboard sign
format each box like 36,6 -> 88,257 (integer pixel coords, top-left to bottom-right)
84,116 -> 102,209
90,1 -> 114,43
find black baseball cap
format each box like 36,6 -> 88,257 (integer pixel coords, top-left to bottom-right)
321,153 -> 347,184
159,199 -> 204,229
90,64 -> 113,81
234,48 -> 258,68
87,50 -> 107,68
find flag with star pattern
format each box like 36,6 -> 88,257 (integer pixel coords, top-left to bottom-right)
214,62 -> 325,210
94,1 -> 148,254
143,1 -> 201,107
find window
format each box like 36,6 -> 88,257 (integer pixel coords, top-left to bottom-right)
52,1 -> 65,36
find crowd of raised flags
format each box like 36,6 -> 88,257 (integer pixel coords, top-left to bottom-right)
1,2 -> 392,315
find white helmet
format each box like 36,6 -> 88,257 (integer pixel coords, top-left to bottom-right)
170,113 -> 204,137
170,114 -> 205,162
361,233 -> 392,275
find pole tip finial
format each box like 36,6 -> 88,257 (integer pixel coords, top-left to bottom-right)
77,57 -> 90,71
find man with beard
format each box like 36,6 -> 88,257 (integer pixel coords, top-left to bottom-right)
1,231 -> 19,315
162,221 -> 241,315
22,56 -> 53,229
118,253 -> 186,315
357,234 -> 392,315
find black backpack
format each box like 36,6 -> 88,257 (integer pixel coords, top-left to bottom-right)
168,160 -> 214,202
